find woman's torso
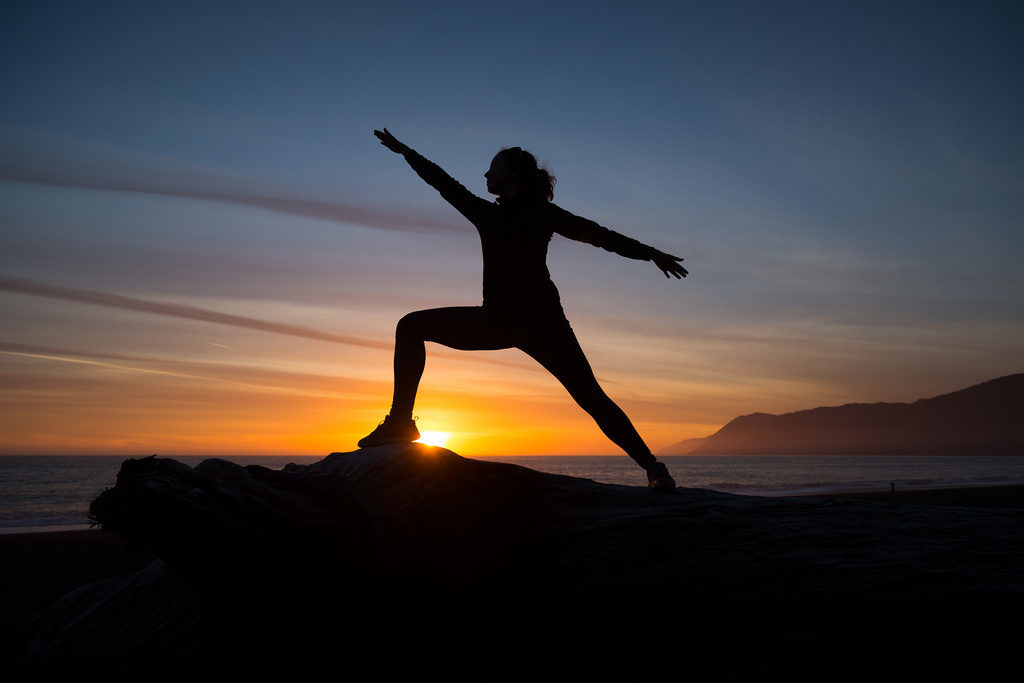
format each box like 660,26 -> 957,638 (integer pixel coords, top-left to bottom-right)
476,199 -> 565,316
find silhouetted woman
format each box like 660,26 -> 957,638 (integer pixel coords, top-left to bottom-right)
360,128 -> 686,491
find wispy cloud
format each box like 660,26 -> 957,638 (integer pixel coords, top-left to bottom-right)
0,274 -> 393,349
0,127 -> 464,234
0,341 -> 389,399
0,275 -> 538,371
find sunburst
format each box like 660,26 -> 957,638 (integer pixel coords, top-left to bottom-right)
416,431 -> 452,448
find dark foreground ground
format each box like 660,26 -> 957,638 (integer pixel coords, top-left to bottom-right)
3,456 -> 1023,682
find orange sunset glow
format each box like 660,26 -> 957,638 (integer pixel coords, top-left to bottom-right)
1,2 -> 1021,458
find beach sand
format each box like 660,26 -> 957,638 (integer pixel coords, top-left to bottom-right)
5,484 -> 1023,680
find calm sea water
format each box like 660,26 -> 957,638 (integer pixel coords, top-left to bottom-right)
3,454 -> 1024,534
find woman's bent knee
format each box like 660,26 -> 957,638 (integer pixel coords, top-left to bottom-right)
396,310 -> 429,341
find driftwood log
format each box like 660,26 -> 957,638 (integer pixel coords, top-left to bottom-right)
29,444 -> 1024,681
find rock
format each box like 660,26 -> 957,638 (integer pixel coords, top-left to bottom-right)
28,443 -> 1024,679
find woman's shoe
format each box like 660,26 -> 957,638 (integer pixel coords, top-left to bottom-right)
357,415 -> 420,448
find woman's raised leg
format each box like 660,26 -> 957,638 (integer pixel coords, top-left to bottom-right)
390,306 -> 516,418
359,307 -> 515,447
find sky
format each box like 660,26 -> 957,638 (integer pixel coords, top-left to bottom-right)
1,0 -> 1021,456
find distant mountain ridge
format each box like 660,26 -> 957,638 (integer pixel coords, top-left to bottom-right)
662,374 -> 1024,456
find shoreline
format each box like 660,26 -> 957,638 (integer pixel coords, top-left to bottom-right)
4,482 -> 1023,541
788,481 -> 1024,507
6,481 -> 1024,537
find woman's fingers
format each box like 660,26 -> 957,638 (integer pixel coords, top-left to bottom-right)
654,253 -> 687,279
373,128 -> 406,153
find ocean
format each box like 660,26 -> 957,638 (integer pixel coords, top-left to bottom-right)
3,453 -> 1024,534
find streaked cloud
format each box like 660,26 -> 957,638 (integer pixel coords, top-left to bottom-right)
0,341 -> 390,399
0,127 -> 464,234
0,273 -> 392,350
0,276 -> 540,372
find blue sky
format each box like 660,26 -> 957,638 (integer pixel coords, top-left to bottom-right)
1,0 -> 1021,454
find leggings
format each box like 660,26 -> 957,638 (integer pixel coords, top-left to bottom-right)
390,306 -> 656,469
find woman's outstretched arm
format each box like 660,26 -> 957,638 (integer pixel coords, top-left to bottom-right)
551,204 -> 688,279
374,128 -> 489,224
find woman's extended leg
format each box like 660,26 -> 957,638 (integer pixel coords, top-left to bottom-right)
519,323 -> 676,490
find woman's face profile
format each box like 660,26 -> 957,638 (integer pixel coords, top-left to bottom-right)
485,153 -> 519,197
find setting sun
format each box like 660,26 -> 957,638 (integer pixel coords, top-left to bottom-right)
416,431 -> 452,448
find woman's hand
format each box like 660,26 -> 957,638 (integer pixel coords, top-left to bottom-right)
374,128 -> 410,155
652,251 -> 688,279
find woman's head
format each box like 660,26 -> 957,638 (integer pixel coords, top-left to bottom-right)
485,147 -> 555,201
